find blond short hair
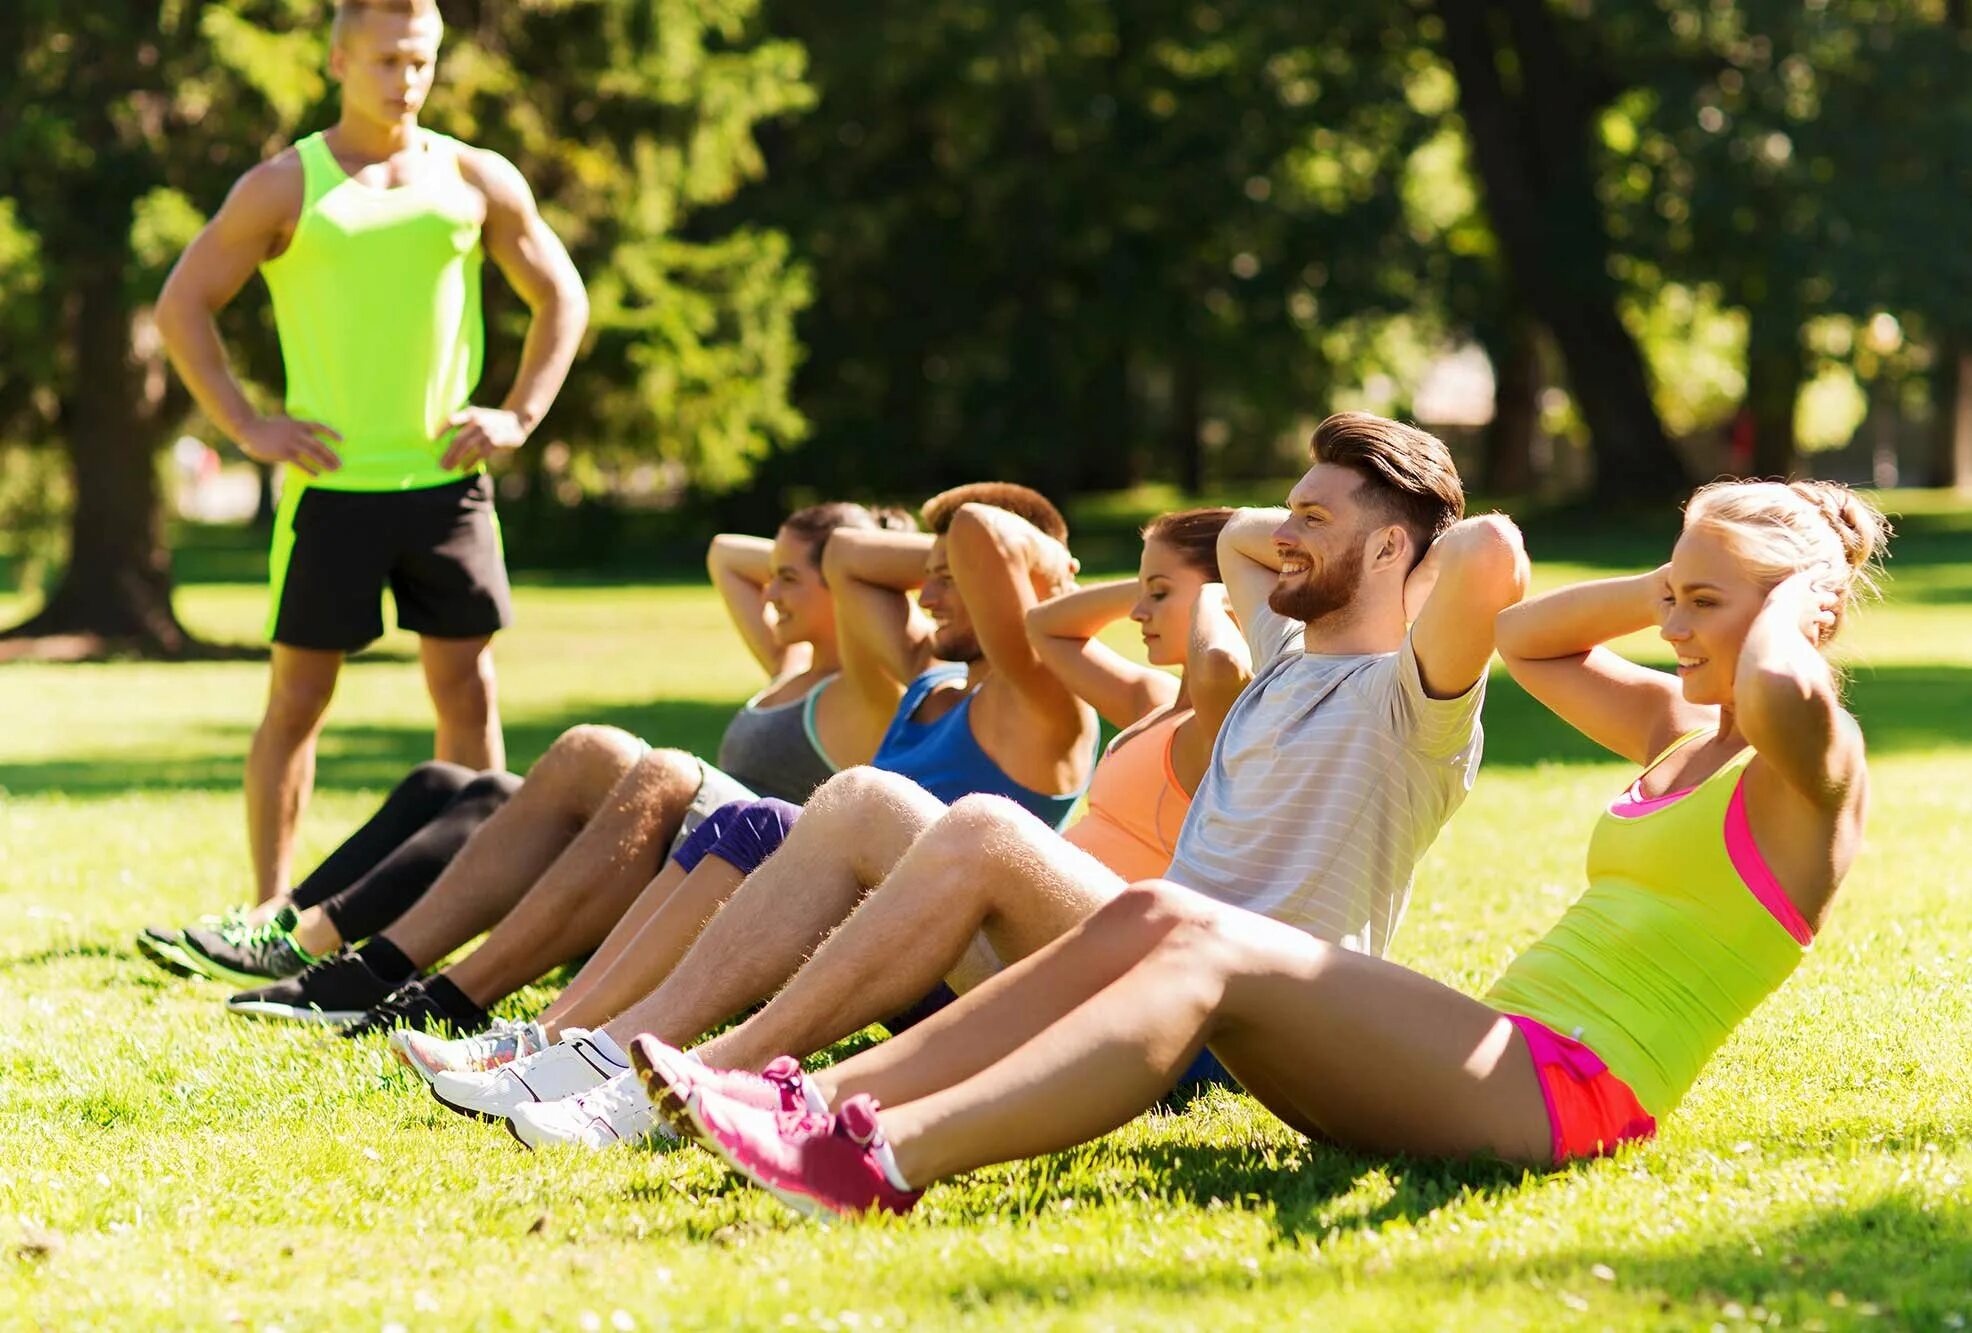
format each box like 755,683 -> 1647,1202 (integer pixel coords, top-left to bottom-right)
1683,479 -> 1892,645
331,0 -> 443,49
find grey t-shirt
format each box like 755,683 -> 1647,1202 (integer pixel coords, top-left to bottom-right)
1164,599 -> 1485,956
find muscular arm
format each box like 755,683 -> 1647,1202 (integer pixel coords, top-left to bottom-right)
155,156 -> 343,475
1495,565 -> 1713,765
1024,579 -> 1177,729
946,503 -> 1084,721
707,533 -> 806,677
444,148 -> 589,469
1407,514 -> 1529,700
821,529 -> 936,710
1215,508 -> 1289,632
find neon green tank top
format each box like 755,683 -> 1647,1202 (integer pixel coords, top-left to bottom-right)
1485,736 -> 1809,1117
259,131 -> 483,492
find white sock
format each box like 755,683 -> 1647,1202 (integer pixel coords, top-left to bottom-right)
679,1045 -> 706,1067
868,1136 -> 913,1193
800,1079 -> 830,1116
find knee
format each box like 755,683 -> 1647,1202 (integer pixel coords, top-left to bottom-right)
806,765 -> 919,819
628,745 -> 701,799
405,761 -> 477,803
459,769 -> 523,803
926,794 -> 1032,866
536,724 -> 645,780
262,675 -> 337,735
428,656 -> 496,719
1104,879 -> 1226,953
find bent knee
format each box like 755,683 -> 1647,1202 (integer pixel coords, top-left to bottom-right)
539,723 -> 646,775
808,766 -> 937,819
630,745 -> 701,794
1107,879 -> 1225,938
404,760 -> 478,802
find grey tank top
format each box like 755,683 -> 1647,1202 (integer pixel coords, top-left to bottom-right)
714,673 -> 840,804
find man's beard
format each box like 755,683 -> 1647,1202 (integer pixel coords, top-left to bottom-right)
931,624 -> 984,662
1267,541 -> 1365,625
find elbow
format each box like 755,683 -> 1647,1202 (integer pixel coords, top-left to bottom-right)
1190,645 -> 1251,702
820,530 -> 856,584
1455,516 -> 1530,611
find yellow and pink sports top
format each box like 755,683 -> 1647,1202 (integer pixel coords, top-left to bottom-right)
1064,708 -> 1192,883
1486,731 -> 1815,1118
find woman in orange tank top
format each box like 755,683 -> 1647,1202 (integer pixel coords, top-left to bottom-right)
1024,508 -> 1250,881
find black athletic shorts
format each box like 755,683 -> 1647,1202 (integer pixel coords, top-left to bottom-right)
267,473 -> 514,651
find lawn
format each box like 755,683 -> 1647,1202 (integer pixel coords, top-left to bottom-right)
2,494 -> 1969,1329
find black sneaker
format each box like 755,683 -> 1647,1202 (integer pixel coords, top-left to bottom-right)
182,907 -> 321,988
339,978 -> 490,1041
228,950 -> 396,1025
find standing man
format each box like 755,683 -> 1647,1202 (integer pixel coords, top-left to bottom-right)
157,0 -> 588,904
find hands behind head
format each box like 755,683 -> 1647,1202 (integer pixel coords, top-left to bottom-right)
1029,531 -> 1080,599
1768,565 -> 1842,646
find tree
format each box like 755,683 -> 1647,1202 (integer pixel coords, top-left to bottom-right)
0,0 -> 811,655
748,0 -> 1439,502
1432,0 -> 1691,502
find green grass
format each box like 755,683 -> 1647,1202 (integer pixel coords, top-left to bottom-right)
3,497 -> 1970,1328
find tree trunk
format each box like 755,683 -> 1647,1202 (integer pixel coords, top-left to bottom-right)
1935,340 -> 1972,494
1482,313 -> 1540,494
4,265 -> 191,654
1436,0 -> 1688,502
1743,299 -> 1804,478
1170,346 -> 1204,496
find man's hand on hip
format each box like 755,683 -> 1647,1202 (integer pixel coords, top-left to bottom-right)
441,407 -> 530,471
239,414 -> 343,476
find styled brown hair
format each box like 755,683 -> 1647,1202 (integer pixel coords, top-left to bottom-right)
1142,507 -> 1235,582
779,501 -> 917,568
1310,412 -> 1464,568
920,483 -> 1069,542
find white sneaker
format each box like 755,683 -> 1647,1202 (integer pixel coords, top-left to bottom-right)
392,1019 -> 550,1085
507,1072 -> 671,1151
428,1029 -> 627,1122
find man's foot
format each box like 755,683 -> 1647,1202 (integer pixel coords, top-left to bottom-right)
135,908 -> 249,980
181,907 -> 322,988
228,950 -> 396,1025
684,1089 -> 921,1220
629,1036 -> 821,1144
339,977 -> 488,1041
391,1020 -> 550,1085
506,1072 -> 672,1151
428,1030 -> 628,1123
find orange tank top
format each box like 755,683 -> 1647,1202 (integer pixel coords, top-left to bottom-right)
1064,708 -> 1192,882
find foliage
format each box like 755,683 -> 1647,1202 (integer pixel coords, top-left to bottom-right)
746,0 -> 1439,499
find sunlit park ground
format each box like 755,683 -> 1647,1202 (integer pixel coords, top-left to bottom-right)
1,492 -> 1968,1329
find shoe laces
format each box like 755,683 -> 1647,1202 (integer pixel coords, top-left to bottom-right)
572,1075 -> 646,1124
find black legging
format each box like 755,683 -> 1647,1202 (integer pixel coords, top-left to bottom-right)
290,762 -> 523,943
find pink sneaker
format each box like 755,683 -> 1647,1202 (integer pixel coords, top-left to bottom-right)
687,1090 -> 921,1220
629,1036 -> 817,1143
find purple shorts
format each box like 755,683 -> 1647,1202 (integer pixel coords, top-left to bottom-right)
669,798 -> 801,876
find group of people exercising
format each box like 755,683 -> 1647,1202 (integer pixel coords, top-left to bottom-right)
141,0 -> 1891,1221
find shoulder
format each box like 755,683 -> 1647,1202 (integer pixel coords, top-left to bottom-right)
228,149 -> 305,217
451,142 -> 536,210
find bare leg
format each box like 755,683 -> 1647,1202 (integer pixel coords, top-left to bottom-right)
421,635 -> 503,771
435,747 -> 701,1007
696,795 -> 1124,1072
837,882 -> 1552,1186
246,645 -> 343,904
375,725 -> 649,967
596,767 -> 947,1049
539,857 -> 746,1038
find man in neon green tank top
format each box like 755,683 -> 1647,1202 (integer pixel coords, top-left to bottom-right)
156,0 -> 588,906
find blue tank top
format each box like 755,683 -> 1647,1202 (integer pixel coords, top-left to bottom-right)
873,666 -> 1090,828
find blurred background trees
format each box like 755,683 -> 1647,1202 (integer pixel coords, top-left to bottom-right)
3,0 -> 1970,649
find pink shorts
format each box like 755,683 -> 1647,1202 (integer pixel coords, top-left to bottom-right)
1505,1013 -> 1657,1166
